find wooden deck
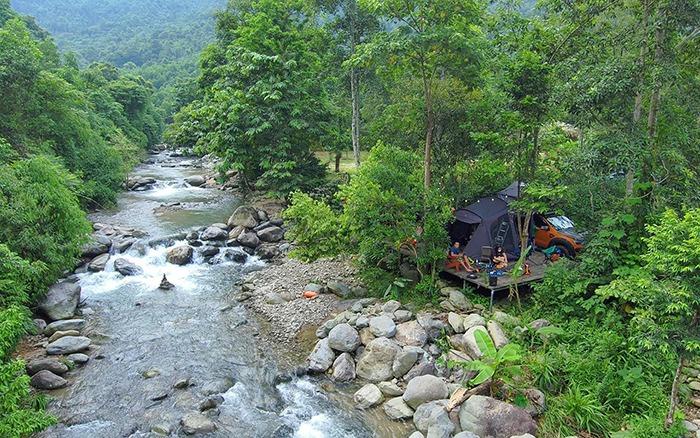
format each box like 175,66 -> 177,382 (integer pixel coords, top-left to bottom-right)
443,252 -> 549,307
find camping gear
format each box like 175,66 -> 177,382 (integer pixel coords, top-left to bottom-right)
488,274 -> 498,287
479,246 -> 493,265
449,197 -> 521,260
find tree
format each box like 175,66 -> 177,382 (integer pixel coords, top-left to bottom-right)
354,0 -> 485,188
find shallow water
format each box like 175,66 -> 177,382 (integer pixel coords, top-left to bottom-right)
37,154 -> 405,438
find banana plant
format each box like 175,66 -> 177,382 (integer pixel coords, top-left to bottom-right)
461,329 -> 523,393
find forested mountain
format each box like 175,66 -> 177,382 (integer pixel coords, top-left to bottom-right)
0,2 -> 162,433
11,0 -> 226,115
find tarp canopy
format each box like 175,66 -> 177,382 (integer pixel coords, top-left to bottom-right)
498,181 -> 525,203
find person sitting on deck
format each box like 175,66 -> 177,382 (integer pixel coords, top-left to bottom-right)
492,245 -> 508,270
447,242 -> 476,272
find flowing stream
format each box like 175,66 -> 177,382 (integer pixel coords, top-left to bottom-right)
37,153 -> 401,438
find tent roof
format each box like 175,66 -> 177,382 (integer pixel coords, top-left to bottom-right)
498,181 -> 525,202
455,197 -> 510,224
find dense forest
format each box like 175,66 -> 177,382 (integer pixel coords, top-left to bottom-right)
0,0 -> 162,434
166,0 -> 700,436
11,0 -> 226,116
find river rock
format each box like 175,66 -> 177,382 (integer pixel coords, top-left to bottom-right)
26,358 -> 69,376
308,338 -> 335,373
228,226 -> 245,240
237,231 -> 260,248
198,394 -> 225,411
416,314 -> 446,342
384,397 -> 414,420
355,315 -> 370,329
332,353 -> 356,382
88,253 -> 110,272
356,337 -> 401,382
395,320 -> 428,347
39,282 -> 81,321
453,433 -> 480,438
393,348 -> 419,378
127,176 -> 156,191
166,245 -> 193,265
44,319 -> 86,336
378,381 -> 403,396
370,315 -> 396,338
185,175 -> 206,186
459,395 -> 537,438
30,370 -> 67,390
487,320 -> 508,349
403,375 -> 449,409
228,206 -> 258,229
81,235 -> 112,258
67,353 -> 89,364
327,281 -> 351,298
201,377 -> 235,396
354,383 -> 384,409
492,310 -> 519,326
449,290 -> 472,312
34,319 -> 47,334
114,258 -> 143,276
47,336 -> 91,355
181,412 -> 217,435
199,246 -> 220,257
448,313 -> 464,333
48,329 -> 80,343
462,314 -> 486,331
327,324 -> 361,352
257,226 -> 285,243
394,309 -> 413,323
383,300 -> 402,314
413,399 -> 453,435
255,244 -> 280,260
463,326 -> 489,358
359,327 -> 375,346
201,226 -> 228,241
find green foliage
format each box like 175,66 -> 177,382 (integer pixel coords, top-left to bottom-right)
0,360 -> 55,437
283,191 -> 343,261
458,330 -> 524,390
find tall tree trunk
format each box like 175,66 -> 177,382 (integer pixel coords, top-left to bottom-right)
349,0 -> 361,168
647,6 -> 666,151
335,152 -> 342,173
628,0 -> 650,198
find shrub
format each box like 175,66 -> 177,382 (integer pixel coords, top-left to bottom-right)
0,360 -> 55,437
283,191 -> 343,262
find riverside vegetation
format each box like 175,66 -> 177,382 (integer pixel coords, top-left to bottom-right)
1,0 -> 699,437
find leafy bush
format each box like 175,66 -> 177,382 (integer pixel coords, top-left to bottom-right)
0,360 -> 55,437
283,191 -> 343,262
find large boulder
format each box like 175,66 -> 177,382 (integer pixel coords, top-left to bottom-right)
114,258 -> 143,276
255,244 -> 280,260
81,235 -> 111,258
227,206 -> 258,229
87,253 -> 110,272
166,245 -> 193,265
39,282 -> 81,321
332,353 -> 356,382
403,375 -> 449,409
370,315 -> 397,338
327,281 -> 352,298
448,313 -> 464,333
184,175 -> 206,187
327,324 -> 361,352
448,289 -> 472,312
307,338 -> 335,373
30,370 -> 67,390
44,319 -> 85,336
395,320 -> 428,347
356,337 -> 401,382
462,314 -> 486,331
26,358 -> 69,376
383,397 -> 414,420
237,231 -> 260,248
459,395 -> 538,438
257,226 -> 285,243
354,383 -> 384,409
200,226 -> 228,241
47,336 -> 91,355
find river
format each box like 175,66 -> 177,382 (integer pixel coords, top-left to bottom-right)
37,152 -> 395,438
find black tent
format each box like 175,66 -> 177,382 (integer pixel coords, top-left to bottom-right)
449,196 -> 521,259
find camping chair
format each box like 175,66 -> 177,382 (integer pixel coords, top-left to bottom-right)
445,254 -> 465,272
476,246 -> 493,270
